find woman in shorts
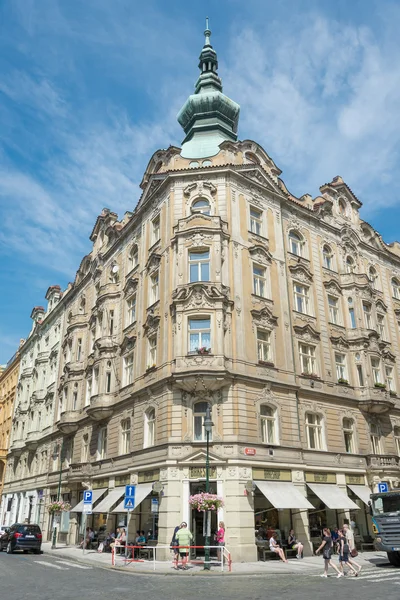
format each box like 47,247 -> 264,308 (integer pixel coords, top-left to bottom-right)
338,530 -> 358,576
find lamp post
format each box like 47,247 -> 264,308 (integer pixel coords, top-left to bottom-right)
51,440 -> 63,549
203,404 -> 213,570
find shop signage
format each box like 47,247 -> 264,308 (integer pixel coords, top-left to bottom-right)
244,448 -> 257,456
115,474 -> 130,486
345,474 -> 365,485
92,478 -> 109,489
151,498 -> 159,513
138,470 -> 160,483
305,472 -> 336,484
189,466 -> 217,479
252,468 -> 291,481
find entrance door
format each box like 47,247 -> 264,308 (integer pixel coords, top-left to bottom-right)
189,482 -> 218,558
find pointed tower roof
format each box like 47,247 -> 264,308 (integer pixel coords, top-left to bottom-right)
177,19 -> 240,159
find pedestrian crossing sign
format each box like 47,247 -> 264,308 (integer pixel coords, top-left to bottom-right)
124,498 -> 135,510
124,484 -> 136,511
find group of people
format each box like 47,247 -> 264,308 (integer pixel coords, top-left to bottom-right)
268,529 -> 304,563
316,523 -> 362,578
170,520 -> 225,570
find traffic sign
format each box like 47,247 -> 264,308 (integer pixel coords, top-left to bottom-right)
151,498 -> 159,513
83,504 -> 92,515
378,482 -> 389,493
124,485 -> 136,511
83,490 -> 93,504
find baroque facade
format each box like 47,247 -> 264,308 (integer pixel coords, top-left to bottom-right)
2,25 -> 400,560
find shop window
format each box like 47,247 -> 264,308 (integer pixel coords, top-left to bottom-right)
343,418 -> 355,453
306,413 -> 324,450
193,401 -> 210,442
260,405 -> 277,444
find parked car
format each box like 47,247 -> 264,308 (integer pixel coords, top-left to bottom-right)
0,523 -> 42,554
0,526 -> 10,536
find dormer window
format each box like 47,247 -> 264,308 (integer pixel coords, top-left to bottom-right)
191,198 -> 211,215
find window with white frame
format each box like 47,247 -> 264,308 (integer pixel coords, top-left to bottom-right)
392,278 -> 400,299
76,338 -> 83,361
148,334 -> 157,367
289,231 -> 302,256
81,433 -> 89,462
129,246 -> 138,270
260,405 -> 277,444
72,385 -> 78,411
126,294 -> 137,326
346,256 -> 355,273
120,418 -> 131,455
377,313 -> 386,339
193,401 -> 210,442
253,264 -> 267,297
189,317 -> 211,353
328,295 -> 340,324
191,198 -> 211,215
370,423 -> 382,454
369,266 -> 378,289
250,207 -> 263,235
123,353 -> 134,386
93,367 -> 99,395
356,364 -> 364,387
394,427 -> 400,456
257,329 -> 271,362
89,324 -> 95,351
386,366 -> 395,392
294,284 -> 310,314
348,297 -> 356,329
97,426 -> 107,460
152,216 -> 160,245
108,309 -> 115,336
189,250 -> 210,282
150,272 -> 159,304
335,353 -> 347,381
144,409 -> 155,447
371,357 -> 382,384
363,302 -> 372,329
306,412 -> 324,450
85,373 -> 92,406
105,361 -> 112,393
343,418 -> 355,453
299,343 -> 317,375
323,245 -> 333,270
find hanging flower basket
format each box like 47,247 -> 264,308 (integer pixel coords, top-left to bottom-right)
47,501 -> 71,514
189,493 -> 224,512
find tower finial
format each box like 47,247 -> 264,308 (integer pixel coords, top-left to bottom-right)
204,16 -> 211,46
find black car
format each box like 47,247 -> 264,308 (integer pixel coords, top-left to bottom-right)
0,523 -> 42,554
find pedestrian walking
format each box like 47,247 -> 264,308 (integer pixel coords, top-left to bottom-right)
288,529 -> 304,559
316,528 -> 343,578
343,523 -> 362,573
170,523 -> 181,569
338,529 -> 358,576
174,522 -> 193,570
269,533 -> 288,563
215,521 -> 225,562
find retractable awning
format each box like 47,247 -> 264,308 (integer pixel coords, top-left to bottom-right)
112,482 -> 153,514
254,481 -> 314,510
92,487 -> 125,514
307,483 -> 359,510
70,488 -> 107,513
347,485 -> 372,506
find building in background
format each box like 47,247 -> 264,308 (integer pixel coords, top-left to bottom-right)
2,25 -> 400,560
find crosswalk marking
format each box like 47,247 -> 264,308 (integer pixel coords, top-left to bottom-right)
55,560 -> 92,570
368,577 -> 400,583
356,570 -> 398,580
34,561 -> 68,570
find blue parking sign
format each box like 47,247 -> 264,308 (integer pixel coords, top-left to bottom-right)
83,490 -> 93,504
378,482 -> 389,493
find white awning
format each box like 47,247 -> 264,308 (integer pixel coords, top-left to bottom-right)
254,481 -> 314,510
307,484 -> 359,510
347,485 -> 372,506
70,488 -> 107,513
112,483 -> 153,513
92,487 -> 125,514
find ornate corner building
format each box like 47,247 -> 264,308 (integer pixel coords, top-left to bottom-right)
2,24 -> 400,561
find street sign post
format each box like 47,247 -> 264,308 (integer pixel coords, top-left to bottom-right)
83,490 -> 93,555
124,485 -> 136,510
378,482 -> 389,493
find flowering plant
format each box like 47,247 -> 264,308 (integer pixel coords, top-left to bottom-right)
189,493 -> 224,512
196,347 -> 211,355
47,500 -> 71,514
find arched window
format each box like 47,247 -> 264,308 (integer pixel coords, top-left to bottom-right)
144,409 -> 155,448
322,245 -> 333,270
370,423 -> 382,454
305,412 -> 324,450
193,401 -> 210,442
338,199 -> 346,215
392,278 -> 400,300
129,245 -> 139,270
260,405 -> 277,444
369,266 -> 378,289
346,256 -> 355,273
191,198 -> 211,215
289,231 -> 303,257
343,418 -> 355,453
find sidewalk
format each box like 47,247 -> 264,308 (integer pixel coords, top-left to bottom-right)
41,542 -> 389,576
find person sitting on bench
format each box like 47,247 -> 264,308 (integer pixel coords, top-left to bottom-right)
269,534 -> 288,563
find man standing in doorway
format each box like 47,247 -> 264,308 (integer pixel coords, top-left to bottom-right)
174,522 -> 193,570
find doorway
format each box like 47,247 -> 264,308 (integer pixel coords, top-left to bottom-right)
190,481 -> 218,558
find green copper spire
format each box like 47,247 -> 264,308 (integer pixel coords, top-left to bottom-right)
177,20 -> 240,159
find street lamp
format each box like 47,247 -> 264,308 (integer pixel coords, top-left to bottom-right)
51,440 -> 63,549
203,404 -> 213,571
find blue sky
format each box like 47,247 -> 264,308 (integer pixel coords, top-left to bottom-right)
1,0 -> 400,363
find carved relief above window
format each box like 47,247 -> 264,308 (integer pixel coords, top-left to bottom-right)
289,263 -> 313,285
251,306 -> 278,331
248,244 -> 272,265
293,323 -> 320,343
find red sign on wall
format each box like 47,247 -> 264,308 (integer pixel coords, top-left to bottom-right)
244,447 -> 256,456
